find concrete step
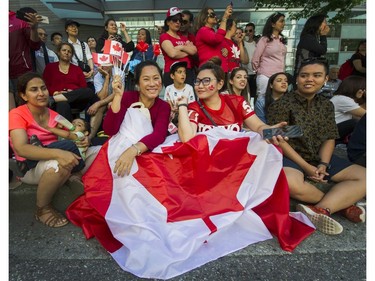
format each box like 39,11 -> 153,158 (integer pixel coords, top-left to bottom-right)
9,181 -> 366,281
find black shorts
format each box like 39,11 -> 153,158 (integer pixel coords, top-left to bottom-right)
283,154 -> 353,181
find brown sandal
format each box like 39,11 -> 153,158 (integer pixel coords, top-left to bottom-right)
35,204 -> 69,228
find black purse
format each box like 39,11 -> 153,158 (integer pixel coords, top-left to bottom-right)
74,42 -> 91,72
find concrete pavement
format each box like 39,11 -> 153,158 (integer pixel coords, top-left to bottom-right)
9,177 -> 366,281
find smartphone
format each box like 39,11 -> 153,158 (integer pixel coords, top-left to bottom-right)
40,15 -> 49,24
263,125 -> 303,140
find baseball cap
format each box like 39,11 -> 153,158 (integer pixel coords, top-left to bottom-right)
166,7 -> 182,18
18,7 -> 37,14
65,19 -> 80,29
170,61 -> 187,73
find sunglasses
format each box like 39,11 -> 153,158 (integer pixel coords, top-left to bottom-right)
194,77 -> 217,86
301,57 -> 328,64
181,20 -> 190,25
245,29 -> 253,33
207,13 -> 217,18
170,18 -> 182,23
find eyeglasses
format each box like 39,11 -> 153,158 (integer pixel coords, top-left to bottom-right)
181,20 -> 190,25
207,13 -> 217,18
38,33 -> 48,37
245,29 -> 253,33
194,77 -> 216,86
170,18 -> 182,23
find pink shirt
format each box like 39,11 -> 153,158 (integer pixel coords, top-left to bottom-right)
251,35 -> 287,77
159,32 -> 192,73
9,105 -> 59,161
195,26 -> 226,66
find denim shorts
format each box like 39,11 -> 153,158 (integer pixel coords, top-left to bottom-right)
283,154 -> 353,181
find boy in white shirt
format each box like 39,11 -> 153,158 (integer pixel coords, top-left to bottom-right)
164,61 -> 195,133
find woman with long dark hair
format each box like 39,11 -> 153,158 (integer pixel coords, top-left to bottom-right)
252,12 -> 287,97
293,14 -> 330,78
96,18 -> 135,53
255,72 -> 291,123
330,75 -> 366,142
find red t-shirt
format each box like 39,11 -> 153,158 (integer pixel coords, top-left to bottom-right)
159,32 -> 192,73
219,38 -> 241,73
43,62 -> 87,95
188,94 -> 254,132
9,105 -> 59,161
195,26 -> 226,66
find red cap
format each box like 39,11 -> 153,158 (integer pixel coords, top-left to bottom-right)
166,7 -> 182,18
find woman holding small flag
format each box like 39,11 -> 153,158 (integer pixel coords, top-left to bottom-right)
96,19 -> 135,54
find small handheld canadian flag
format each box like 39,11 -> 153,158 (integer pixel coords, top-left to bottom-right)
103,40 -> 123,57
102,40 -> 129,79
92,53 -> 113,66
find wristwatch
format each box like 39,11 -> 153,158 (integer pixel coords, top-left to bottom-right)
318,161 -> 331,169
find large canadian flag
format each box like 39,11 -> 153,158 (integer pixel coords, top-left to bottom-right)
103,39 -> 123,57
92,52 -> 112,66
66,109 -> 315,280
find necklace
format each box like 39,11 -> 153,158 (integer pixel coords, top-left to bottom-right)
59,64 -> 69,74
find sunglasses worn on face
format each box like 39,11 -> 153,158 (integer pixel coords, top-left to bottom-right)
194,77 -> 217,86
171,18 -> 182,23
181,20 -> 189,25
245,29 -> 253,33
207,13 -> 216,18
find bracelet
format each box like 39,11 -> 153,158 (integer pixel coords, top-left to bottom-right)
318,161 -> 331,169
132,144 -> 142,156
178,103 -> 188,108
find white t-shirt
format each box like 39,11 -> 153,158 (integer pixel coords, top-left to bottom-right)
330,95 -> 360,124
242,41 -> 257,74
164,84 -> 195,105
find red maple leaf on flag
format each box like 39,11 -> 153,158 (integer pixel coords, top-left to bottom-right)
153,43 -> 161,57
133,135 -> 256,233
112,43 -> 122,52
136,40 -> 149,53
100,55 -> 109,61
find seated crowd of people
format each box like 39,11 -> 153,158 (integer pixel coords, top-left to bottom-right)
9,5 -> 366,241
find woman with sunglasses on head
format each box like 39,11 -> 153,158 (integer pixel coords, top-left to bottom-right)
160,7 -> 197,88
252,12 -> 287,98
194,5 -> 233,67
255,72 -> 292,123
293,14 -> 330,80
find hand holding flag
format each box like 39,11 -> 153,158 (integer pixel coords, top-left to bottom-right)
152,43 -> 161,61
136,41 -> 149,61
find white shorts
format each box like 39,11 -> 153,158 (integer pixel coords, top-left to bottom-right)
256,74 -> 269,97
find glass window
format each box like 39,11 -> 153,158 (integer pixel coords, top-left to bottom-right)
340,39 -> 364,52
340,25 -> 366,38
327,38 -> 340,53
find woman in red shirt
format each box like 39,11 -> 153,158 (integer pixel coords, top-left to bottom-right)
43,42 -> 101,138
194,5 -> 232,67
160,7 -> 197,87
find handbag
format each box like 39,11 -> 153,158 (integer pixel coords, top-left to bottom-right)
74,42 -> 91,73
